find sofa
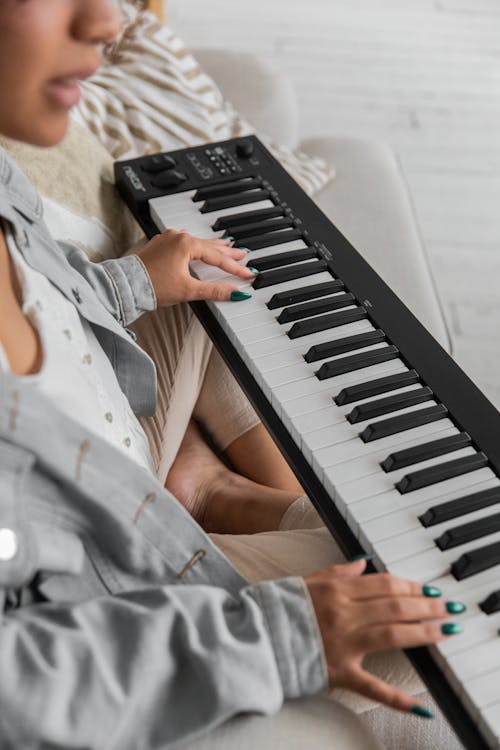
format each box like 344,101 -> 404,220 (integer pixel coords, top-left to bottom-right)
192,47 -> 451,353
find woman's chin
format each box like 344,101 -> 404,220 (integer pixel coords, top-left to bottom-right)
1,114 -> 70,148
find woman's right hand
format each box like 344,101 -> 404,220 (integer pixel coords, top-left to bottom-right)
305,559 -> 461,714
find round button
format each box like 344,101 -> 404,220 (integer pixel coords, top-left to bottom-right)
236,140 -> 255,158
0,528 -> 18,561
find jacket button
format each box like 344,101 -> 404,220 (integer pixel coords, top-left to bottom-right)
72,288 -> 82,304
0,528 -> 18,561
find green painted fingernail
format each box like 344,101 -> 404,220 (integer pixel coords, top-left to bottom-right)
410,706 -> 434,719
422,585 -> 442,598
350,553 -> 376,562
230,291 -> 252,302
441,622 -> 463,635
446,601 -> 466,614
248,267 -> 260,274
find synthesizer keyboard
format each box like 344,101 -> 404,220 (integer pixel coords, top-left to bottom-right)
115,136 -> 500,750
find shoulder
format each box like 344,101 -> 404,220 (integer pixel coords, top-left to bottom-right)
0,147 -> 43,226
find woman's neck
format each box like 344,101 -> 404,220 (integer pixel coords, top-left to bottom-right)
0,226 -> 43,376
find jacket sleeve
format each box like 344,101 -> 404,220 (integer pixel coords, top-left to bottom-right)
0,578 -> 327,749
58,240 -> 157,327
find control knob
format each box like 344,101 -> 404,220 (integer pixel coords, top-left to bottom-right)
235,139 -> 255,159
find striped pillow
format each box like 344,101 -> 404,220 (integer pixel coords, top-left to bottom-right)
71,0 -> 334,197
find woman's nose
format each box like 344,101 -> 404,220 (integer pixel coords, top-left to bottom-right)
73,0 -> 123,46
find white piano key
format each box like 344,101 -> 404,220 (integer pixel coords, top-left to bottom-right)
431,565 -> 500,605
438,609 -> 500,657
246,319 -> 373,361
463,667 -> 500,710
375,490 -> 499,565
324,442 -> 474,506
448,637 -> 500,683
272,359 -> 406,406
261,342 -> 391,390
384,528 -> 500,583
320,425 -> 460,485
311,420 -> 457,474
347,467 -> 496,525
243,238 -> 309,256
307,397 -> 442,454
363,477 -> 500,543
480,702 -> 500,747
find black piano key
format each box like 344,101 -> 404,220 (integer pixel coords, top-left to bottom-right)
436,511 -> 500,551
224,217 -> 294,240
395,453 -> 488,495
212,206 -> 283,231
277,292 -> 354,324
193,178 -> 262,202
236,228 -> 303,251
334,370 -> 420,407
479,590 -> 500,615
253,260 -> 328,291
360,404 -> 448,443
382,432 -> 472,473
287,305 -> 367,340
200,190 -> 270,214
305,330 -> 386,364
251,247 -> 317,273
451,540 -> 500,580
267,280 -> 344,310
419,487 -> 500,528
316,345 -> 399,381
347,386 -> 433,425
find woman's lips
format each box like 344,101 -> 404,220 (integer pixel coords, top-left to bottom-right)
45,77 -> 83,108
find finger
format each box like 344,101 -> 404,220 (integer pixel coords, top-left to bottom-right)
338,572 -> 423,601
352,620 -> 446,654
196,246 -> 256,280
348,667 -> 423,714
352,596 -> 447,627
189,281 -> 244,302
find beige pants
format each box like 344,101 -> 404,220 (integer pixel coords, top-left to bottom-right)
131,303 -> 462,750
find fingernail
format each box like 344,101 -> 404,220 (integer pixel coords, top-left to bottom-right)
226,236 -> 235,242
410,706 -> 434,719
350,553 -> 376,562
248,267 -> 261,275
441,622 -> 463,635
230,291 -> 252,302
422,585 -> 442,598
446,601 -> 466,615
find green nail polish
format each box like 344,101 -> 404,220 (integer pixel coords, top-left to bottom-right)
410,706 -> 434,719
441,622 -> 463,635
248,267 -> 261,274
422,585 -> 442,598
446,601 -> 466,615
230,291 -> 252,302
350,553 -> 376,562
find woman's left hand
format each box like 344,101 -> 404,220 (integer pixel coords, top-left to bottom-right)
136,229 -> 256,307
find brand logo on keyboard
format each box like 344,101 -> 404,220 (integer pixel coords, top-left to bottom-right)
124,166 -> 146,193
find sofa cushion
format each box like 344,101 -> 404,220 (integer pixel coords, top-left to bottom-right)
72,0 -> 334,198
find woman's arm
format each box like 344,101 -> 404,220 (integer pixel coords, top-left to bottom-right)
0,578 -> 324,749
58,229 -> 255,327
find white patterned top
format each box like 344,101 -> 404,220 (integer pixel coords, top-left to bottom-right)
0,225 -> 155,474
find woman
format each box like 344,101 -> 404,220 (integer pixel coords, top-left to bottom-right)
0,1 -> 465,748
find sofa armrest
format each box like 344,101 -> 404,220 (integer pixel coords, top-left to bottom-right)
192,48 -> 299,148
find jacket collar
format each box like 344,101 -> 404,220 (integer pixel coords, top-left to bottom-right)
0,147 -> 43,225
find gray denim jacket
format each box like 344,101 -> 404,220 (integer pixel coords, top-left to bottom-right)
0,148 -> 327,750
